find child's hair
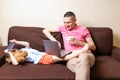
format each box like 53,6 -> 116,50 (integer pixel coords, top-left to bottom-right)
6,49 -> 28,63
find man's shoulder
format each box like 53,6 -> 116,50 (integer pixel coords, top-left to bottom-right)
58,25 -> 64,28
77,25 -> 88,30
58,25 -> 66,31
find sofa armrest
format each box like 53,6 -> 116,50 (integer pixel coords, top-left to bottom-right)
0,53 -> 5,67
0,46 -> 7,67
111,46 -> 120,62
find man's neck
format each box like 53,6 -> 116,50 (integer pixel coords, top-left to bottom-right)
69,24 -> 77,31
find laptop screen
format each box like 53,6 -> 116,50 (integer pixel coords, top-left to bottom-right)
43,40 -> 61,57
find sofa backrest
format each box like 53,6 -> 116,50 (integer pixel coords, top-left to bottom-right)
8,26 -> 113,56
8,26 -> 64,51
88,27 -> 113,55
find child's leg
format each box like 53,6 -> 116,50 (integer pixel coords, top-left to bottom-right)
64,44 -> 89,60
39,53 -> 64,64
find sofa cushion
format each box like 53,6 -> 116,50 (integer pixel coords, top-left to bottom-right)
88,27 -> 113,55
0,46 -> 6,67
0,63 -> 74,80
91,56 -> 120,79
8,26 -> 64,51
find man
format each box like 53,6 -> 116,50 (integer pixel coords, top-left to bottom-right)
42,11 -> 96,80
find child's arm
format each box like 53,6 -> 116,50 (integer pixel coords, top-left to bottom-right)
8,52 -> 19,65
4,49 -> 18,65
4,39 -> 29,65
10,39 -> 30,48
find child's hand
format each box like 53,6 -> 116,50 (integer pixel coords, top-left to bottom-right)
9,39 -> 16,43
4,49 -> 9,53
64,54 -> 72,60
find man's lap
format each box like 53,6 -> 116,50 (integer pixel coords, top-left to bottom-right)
66,53 -> 95,72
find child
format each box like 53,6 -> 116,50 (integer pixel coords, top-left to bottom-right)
4,39 -> 63,65
4,39 -> 89,65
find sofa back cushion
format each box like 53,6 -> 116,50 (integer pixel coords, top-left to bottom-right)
88,27 -> 113,55
8,26 -> 113,55
8,26 -> 64,52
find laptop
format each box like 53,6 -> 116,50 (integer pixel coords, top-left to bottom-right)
7,42 -> 15,51
43,40 -> 71,57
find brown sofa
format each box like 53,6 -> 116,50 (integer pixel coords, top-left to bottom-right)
0,26 -> 120,80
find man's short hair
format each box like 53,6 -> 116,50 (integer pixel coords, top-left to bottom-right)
64,11 -> 76,19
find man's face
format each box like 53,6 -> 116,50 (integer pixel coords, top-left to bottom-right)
63,17 -> 76,31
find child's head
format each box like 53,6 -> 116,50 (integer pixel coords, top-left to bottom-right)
6,49 -> 28,63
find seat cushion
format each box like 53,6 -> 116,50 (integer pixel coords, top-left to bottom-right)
0,63 -> 74,80
91,56 -> 120,79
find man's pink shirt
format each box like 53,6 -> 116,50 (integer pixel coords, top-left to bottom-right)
58,25 -> 90,51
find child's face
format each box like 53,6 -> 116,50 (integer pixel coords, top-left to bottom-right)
7,49 -> 28,63
14,51 -> 27,63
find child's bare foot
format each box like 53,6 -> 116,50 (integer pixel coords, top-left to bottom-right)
64,44 -> 89,60
64,54 -> 73,60
52,56 -> 63,63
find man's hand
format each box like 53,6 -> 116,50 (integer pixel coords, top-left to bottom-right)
57,41 -> 61,49
68,37 -> 85,46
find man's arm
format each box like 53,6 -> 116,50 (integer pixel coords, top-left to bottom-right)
42,27 -> 62,48
68,36 -> 96,51
42,27 -> 59,41
86,37 -> 96,51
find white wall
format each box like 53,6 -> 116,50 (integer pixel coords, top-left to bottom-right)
0,0 -> 120,47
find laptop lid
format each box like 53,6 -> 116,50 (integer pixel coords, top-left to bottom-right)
43,40 -> 71,57
43,40 -> 61,57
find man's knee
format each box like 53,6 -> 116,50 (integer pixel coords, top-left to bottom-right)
77,53 -> 92,66
79,53 -> 90,60
78,53 -> 95,67
66,58 -> 77,72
